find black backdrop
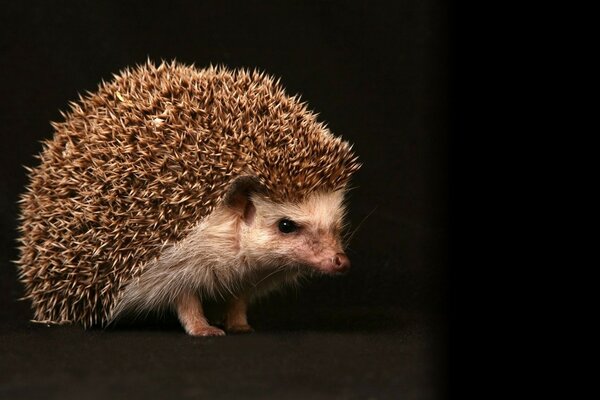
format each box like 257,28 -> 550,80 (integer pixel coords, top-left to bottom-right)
0,1 -> 450,398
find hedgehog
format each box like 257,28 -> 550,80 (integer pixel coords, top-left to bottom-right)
16,60 -> 360,336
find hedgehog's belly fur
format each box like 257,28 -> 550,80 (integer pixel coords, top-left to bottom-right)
108,205 -> 304,325
112,247 -> 303,324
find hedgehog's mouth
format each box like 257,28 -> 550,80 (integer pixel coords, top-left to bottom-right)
293,254 -> 351,276
264,254 -> 350,277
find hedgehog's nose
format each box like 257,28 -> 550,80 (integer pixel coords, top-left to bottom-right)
333,252 -> 350,273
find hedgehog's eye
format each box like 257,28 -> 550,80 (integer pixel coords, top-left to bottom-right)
278,218 -> 298,234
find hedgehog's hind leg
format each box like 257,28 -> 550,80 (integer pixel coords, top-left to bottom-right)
225,295 -> 254,334
176,292 -> 225,336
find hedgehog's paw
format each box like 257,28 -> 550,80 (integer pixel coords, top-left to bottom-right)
226,324 -> 255,334
187,325 -> 226,337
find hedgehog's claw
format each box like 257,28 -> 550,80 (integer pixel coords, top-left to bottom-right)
226,324 -> 254,334
187,325 -> 226,337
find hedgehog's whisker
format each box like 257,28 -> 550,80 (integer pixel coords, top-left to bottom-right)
252,263 -> 290,288
343,205 -> 377,248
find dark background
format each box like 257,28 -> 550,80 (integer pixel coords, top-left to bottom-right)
1,1 -> 450,398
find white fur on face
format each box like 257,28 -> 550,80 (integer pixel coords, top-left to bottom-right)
241,190 -> 348,273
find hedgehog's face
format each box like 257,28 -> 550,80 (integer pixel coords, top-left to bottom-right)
237,190 -> 351,275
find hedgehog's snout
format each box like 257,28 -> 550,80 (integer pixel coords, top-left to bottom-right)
317,251 -> 350,275
333,252 -> 351,274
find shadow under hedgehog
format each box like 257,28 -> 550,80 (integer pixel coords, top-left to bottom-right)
16,60 -> 361,336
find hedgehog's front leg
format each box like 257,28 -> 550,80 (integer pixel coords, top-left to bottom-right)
176,292 -> 225,336
225,295 -> 254,334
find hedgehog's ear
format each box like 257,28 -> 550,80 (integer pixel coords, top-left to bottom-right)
223,176 -> 262,225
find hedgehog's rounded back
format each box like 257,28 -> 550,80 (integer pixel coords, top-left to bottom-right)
17,61 -> 359,327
